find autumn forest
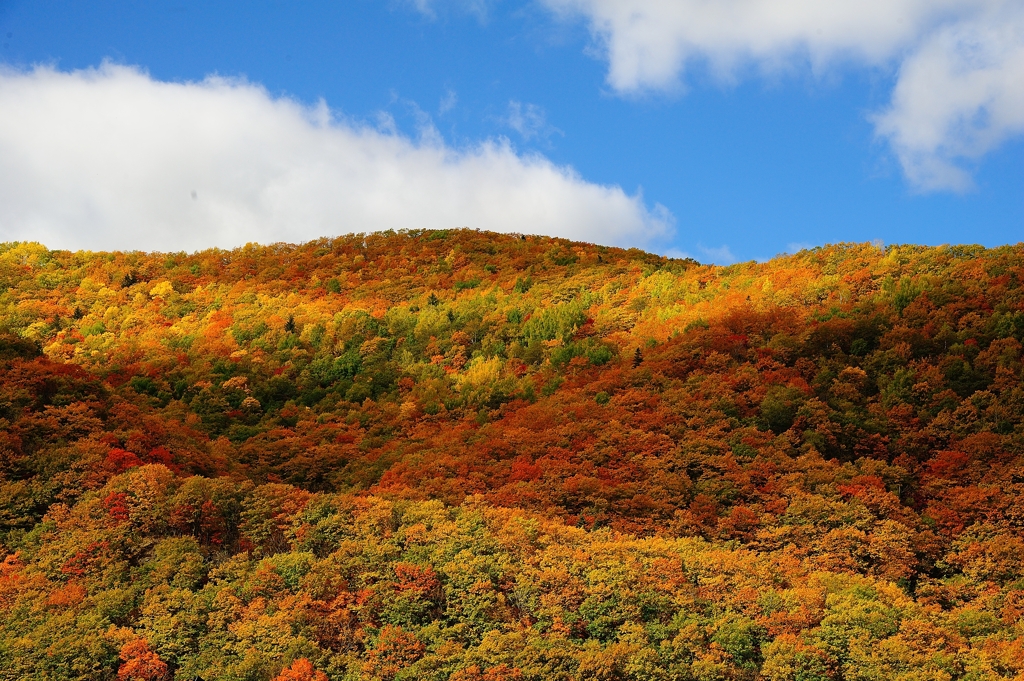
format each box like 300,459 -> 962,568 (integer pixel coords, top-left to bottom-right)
1,229 -> 1023,681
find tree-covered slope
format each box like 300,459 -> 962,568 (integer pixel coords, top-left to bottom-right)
1,230 -> 1023,680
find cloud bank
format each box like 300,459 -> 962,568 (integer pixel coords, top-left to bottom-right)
0,64 -> 672,253
542,0 -> 1024,191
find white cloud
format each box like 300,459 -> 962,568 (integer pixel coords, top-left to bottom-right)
873,7 -> 1024,191
0,64 -> 673,252
541,0 -> 1024,192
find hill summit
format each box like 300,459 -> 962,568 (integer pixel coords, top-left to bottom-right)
2,230 -> 1023,680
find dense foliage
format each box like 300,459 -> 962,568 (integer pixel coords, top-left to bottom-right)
1,230 -> 1023,680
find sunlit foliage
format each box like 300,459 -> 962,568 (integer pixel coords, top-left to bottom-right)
1,231 -> 1023,680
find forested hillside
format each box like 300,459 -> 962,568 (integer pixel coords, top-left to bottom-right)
1,230 -> 1023,681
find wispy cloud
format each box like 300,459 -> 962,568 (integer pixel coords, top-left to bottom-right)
439,87 -> 458,115
698,244 -> 737,265
504,100 -> 561,142
541,0 -> 1024,193
406,0 -> 495,22
662,247 -> 693,260
0,64 -> 673,252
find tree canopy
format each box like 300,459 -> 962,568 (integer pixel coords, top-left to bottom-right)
1,230 -> 1023,680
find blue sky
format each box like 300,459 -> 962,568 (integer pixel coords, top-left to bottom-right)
0,0 -> 1021,262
